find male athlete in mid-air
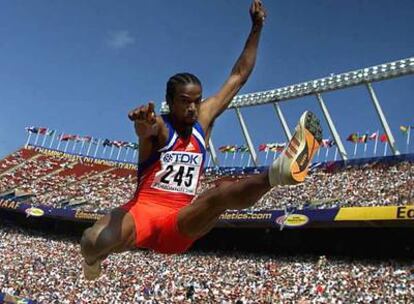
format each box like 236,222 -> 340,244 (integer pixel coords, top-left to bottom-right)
81,0 -> 322,280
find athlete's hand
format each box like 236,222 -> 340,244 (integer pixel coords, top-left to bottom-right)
128,102 -> 158,138
250,0 -> 267,27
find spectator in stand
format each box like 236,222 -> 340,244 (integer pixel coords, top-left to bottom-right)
1,225 -> 413,303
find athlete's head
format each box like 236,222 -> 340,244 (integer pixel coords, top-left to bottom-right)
166,73 -> 202,126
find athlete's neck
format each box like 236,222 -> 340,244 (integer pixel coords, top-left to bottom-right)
168,114 -> 193,138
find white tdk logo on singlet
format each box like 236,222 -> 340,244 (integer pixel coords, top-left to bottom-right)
151,151 -> 202,195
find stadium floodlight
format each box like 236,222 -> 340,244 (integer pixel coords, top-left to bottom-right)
159,57 -> 414,113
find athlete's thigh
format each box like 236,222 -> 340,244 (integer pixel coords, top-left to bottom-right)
89,207 -> 136,249
177,187 -> 227,239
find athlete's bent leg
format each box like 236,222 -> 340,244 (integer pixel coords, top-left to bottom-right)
178,172 -> 271,239
80,208 -> 136,280
178,111 -> 322,240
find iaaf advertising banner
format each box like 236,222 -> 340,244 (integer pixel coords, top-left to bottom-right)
0,199 -> 104,221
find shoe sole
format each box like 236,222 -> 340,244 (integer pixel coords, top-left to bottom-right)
284,111 -> 322,183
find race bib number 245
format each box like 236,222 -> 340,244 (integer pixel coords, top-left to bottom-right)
151,151 -> 202,195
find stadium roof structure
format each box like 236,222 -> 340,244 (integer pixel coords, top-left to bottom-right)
160,57 -> 414,111
160,57 -> 414,166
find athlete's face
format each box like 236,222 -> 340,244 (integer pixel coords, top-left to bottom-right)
170,83 -> 202,126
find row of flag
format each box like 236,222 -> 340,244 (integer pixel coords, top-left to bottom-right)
27,124 -> 413,155
346,125 -> 413,144
218,145 -> 249,153
346,132 -> 382,143
26,127 -> 139,150
102,139 -> 139,149
25,127 -> 55,136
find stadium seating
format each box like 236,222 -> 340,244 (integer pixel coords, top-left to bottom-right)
0,146 -> 412,212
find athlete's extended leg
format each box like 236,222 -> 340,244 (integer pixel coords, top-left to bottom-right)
178,111 -> 322,239
80,208 -> 136,280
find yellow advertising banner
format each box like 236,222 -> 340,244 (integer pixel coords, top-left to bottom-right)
335,206 -> 414,221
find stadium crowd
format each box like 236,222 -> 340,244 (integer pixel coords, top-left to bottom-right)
0,225 -> 413,303
0,149 -> 412,212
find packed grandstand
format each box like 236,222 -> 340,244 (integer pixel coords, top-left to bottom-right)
0,145 -> 412,212
0,143 -> 413,303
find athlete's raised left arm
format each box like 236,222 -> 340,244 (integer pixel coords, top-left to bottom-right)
198,0 -> 266,132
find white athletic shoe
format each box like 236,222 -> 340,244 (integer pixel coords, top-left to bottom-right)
82,258 -> 102,281
269,111 -> 322,186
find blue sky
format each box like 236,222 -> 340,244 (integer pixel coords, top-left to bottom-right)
0,0 -> 413,164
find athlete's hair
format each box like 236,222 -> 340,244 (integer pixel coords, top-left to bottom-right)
166,73 -> 202,105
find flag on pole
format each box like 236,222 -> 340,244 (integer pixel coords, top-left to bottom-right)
368,132 -> 378,140
60,134 -> 77,141
400,125 -> 413,152
41,128 -> 49,146
346,133 -> 359,143
38,127 -> 48,135
373,130 -> 379,156
379,134 -> 388,143
258,144 -> 267,152
400,125 -> 409,134
25,127 -> 38,134
103,139 -> 112,147
358,134 -> 368,143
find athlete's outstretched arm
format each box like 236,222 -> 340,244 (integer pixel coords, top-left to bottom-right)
128,102 -> 168,162
198,0 -> 266,131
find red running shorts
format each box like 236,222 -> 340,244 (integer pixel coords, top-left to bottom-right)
120,198 -> 195,254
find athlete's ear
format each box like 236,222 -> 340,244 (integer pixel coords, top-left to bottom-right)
166,95 -> 173,109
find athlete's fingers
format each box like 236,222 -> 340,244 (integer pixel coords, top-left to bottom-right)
147,101 -> 155,114
147,102 -> 156,124
128,105 -> 147,121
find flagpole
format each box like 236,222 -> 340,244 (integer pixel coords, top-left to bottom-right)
207,153 -> 212,167
273,151 -> 277,160
72,140 -> 78,153
34,130 -> 41,146
86,138 -> 93,156
239,152 -> 244,167
334,147 -> 338,161
407,127 -> 411,153
102,145 -> 107,158
116,147 -> 122,161
353,142 -> 358,157
49,132 -> 56,149
64,140 -> 70,153
384,141 -> 388,156
231,151 -> 236,167
124,147 -> 130,162
373,130 -> 379,156
56,134 -> 62,151
93,139 -> 101,158
265,149 -> 269,165
79,140 -> 86,155
25,131 -> 32,148
224,152 -> 228,167
133,149 -> 137,162
247,155 -> 251,167
109,145 -> 115,159
41,128 -> 49,147
324,147 -> 329,162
